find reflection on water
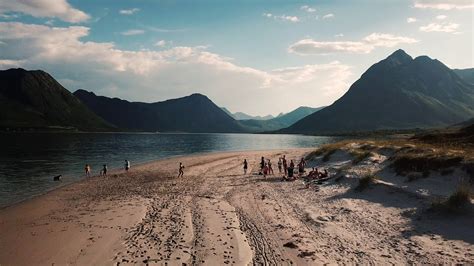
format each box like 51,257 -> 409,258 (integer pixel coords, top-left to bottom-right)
0,132 -> 339,207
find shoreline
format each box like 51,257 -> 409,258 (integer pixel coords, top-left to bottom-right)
1,146 -> 473,264
0,147 -> 315,210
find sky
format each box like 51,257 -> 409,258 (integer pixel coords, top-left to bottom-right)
0,0 -> 472,116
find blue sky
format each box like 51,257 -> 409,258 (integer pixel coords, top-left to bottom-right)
0,0 -> 472,115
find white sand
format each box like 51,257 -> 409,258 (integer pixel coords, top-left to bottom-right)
0,147 -> 473,265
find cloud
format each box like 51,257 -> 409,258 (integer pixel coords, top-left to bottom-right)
0,0 -> 89,23
419,22 -> 459,32
154,40 -> 170,47
334,33 -> 344,37
322,13 -> 335,19
436,15 -> 447,20
414,0 -> 474,10
121,29 -> 145,36
0,22 -> 353,115
119,8 -> 140,15
263,13 -> 300,22
289,33 -> 418,55
300,5 -> 316,13
407,17 -> 417,23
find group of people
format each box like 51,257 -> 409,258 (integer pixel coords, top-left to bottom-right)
84,160 -> 129,177
84,163 -> 110,177
243,155 -> 329,182
84,160 -> 186,178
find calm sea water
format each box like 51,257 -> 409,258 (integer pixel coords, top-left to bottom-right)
0,132 -> 339,208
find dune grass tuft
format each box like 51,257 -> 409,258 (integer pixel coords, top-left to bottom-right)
355,174 -> 378,191
431,181 -> 472,213
305,141 -> 350,162
351,150 -> 373,165
391,153 -> 463,177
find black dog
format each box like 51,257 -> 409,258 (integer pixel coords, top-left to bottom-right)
53,175 -> 62,181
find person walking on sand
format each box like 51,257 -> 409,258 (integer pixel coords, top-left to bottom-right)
124,160 -> 130,172
278,157 -> 282,173
282,155 -> 288,176
85,164 -> 91,177
178,162 -> 185,177
260,157 -> 265,174
268,159 -> 274,175
243,159 -> 248,175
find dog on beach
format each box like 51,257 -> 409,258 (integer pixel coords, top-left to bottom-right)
53,175 -> 62,181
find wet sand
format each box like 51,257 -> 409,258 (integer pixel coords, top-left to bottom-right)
1,148 -> 473,265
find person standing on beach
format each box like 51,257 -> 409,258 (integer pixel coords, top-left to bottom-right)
287,162 -> 294,180
178,162 -> 185,177
260,157 -> 265,174
268,159 -> 274,175
282,155 -> 288,176
298,157 -> 306,177
243,159 -> 248,175
125,160 -> 130,172
85,164 -> 91,177
278,157 -> 282,173
102,164 -> 107,176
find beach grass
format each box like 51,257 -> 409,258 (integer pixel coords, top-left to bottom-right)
356,174 -> 379,191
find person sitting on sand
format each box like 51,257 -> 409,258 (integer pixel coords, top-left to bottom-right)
124,160 -> 130,172
277,157 -> 282,173
101,164 -> 107,176
178,162 -> 185,177
243,159 -> 248,175
268,159 -> 274,175
282,155 -> 288,175
319,169 -> 329,179
307,167 -> 319,179
85,164 -> 91,177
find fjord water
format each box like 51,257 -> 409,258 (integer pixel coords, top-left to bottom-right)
0,132 -> 339,208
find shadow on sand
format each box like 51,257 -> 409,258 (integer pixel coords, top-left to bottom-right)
327,178 -> 474,245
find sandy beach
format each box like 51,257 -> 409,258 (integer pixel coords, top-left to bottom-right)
1,147 -> 473,265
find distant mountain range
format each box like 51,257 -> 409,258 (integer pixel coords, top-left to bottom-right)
0,69 -> 113,131
221,108 -> 275,120
239,106 -> 324,132
280,49 -> 474,134
0,67 -> 318,133
2,49 -> 473,134
74,90 -> 244,133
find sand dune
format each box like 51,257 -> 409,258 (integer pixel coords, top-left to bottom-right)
1,148 -> 473,265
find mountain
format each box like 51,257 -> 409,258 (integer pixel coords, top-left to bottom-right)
0,68 -> 113,131
233,112 -> 274,120
74,90 -> 245,133
220,108 -> 274,120
239,106 -> 323,132
454,68 -> 474,85
280,49 -> 474,134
